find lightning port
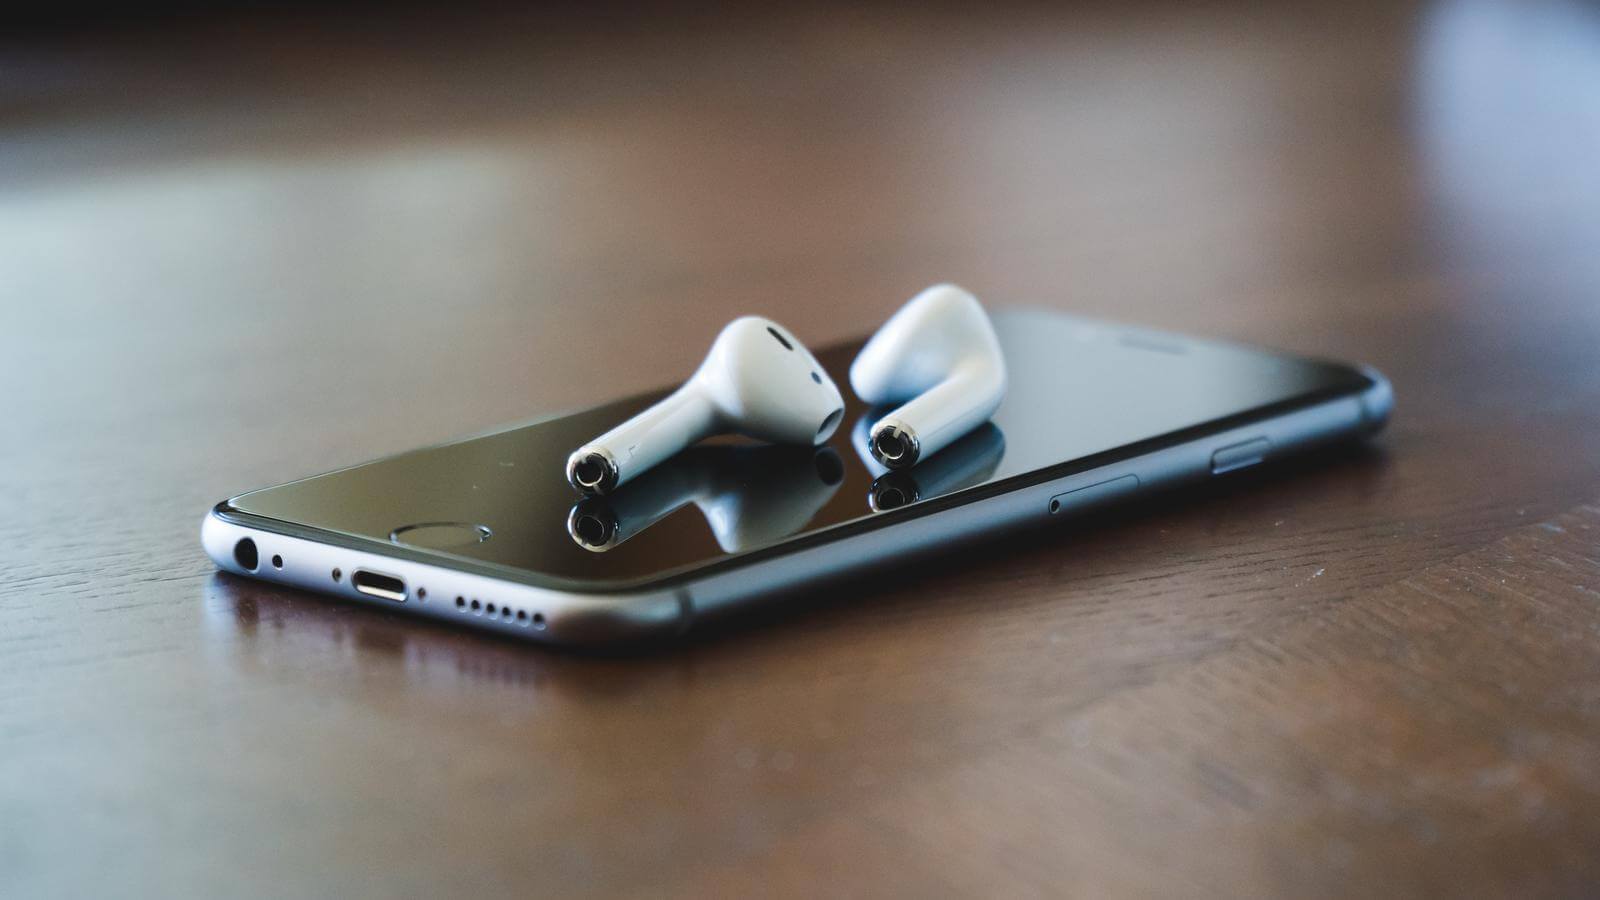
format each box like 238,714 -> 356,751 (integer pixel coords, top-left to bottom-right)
352,570 -> 406,602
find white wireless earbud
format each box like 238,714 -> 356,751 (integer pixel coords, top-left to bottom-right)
567,316 -> 845,495
567,445 -> 845,552
849,284 -> 1007,469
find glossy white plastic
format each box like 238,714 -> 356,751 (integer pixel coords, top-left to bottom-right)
850,284 -> 1007,469
566,317 -> 845,494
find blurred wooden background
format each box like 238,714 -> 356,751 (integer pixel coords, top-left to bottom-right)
5,0 -> 1600,895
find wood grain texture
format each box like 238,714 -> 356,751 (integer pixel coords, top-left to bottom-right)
4,0 -> 1600,895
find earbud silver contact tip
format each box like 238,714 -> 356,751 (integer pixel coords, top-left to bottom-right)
566,447 -> 621,495
869,422 -> 921,470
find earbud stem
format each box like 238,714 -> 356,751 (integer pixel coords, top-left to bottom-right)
568,385 -> 717,494
872,363 -> 1003,468
850,283 -> 1008,470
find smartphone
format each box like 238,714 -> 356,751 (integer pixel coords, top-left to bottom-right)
202,308 -> 1392,646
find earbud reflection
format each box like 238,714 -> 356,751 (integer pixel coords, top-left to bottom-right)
567,445 -> 845,553
850,414 -> 1005,511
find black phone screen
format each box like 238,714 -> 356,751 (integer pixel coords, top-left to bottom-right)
225,310 -> 1370,588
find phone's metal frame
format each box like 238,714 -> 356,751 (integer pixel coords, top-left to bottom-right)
202,354 -> 1391,648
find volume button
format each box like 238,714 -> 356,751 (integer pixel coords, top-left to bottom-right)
1211,437 -> 1271,475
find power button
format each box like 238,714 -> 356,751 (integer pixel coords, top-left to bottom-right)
1211,437 -> 1271,475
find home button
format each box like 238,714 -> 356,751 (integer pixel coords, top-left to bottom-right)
389,522 -> 494,549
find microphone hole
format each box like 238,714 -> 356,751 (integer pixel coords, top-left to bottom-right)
875,431 -> 907,461
572,455 -> 607,488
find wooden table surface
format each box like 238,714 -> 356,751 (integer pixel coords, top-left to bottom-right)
6,1 -> 1600,895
